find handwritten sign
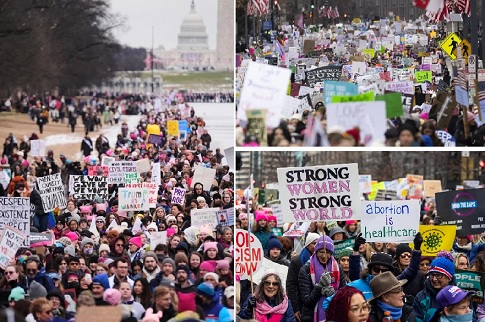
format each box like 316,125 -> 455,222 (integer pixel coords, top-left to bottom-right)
124,172 -> 140,184
235,229 -> 263,280
0,226 -> 27,269
150,231 -> 167,249
0,198 -> 30,245
87,166 -> 109,177
30,139 -> 46,157
191,208 -> 219,228
37,173 -> 66,212
171,187 -> 186,205
71,176 -> 108,200
277,163 -> 360,222
118,188 -> 149,211
359,175 -> 372,194
191,166 -> 216,191
361,200 -> 420,242
107,161 -> 137,184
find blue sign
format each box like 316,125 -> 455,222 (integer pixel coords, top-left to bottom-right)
323,81 -> 358,105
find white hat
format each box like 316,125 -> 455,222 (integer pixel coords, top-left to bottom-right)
305,233 -> 321,248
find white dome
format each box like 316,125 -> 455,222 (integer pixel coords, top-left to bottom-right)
177,0 -> 209,51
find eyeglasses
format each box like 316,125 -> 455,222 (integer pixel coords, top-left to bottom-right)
372,266 -> 390,274
263,281 -> 280,287
420,263 -> 430,267
349,304 -> 371,314
115,243 -> 124,247
400,253 -> 412,259
388,287 -> 403,294
5,271 -> 15,275
96,221 -> 104,223
429,272 -> 445,280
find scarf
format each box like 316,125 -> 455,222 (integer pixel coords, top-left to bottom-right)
440,311 -> 473,322
377,300 -> 402,320
254,295 -> 289,322
309,254 -> 340,322
143,266 -> 161,283
83,138 -> 93,149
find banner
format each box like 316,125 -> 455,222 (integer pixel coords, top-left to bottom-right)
455,270 -> 485,304
235,229 -> 263,280
361,200 -> 420,242
87,166 -> 109,177
37,173 -> 66,212
277,163 -> 360,222
415,225 -> 457,256
107,161 -> 137,184
30,139 -> 46,157
30,232 -> 53,247
118,188 -> 149,211
305,66 -> 343,87
171,187 -> 186,205
217,208 -> 235,226
150,231 -> 167,249
436,188 -> 485,235
191,208 -> 219,229
334,237 -> 356,259
71,176 -> 108,200
423,180 -> 442,197
147,134 -> 164,146
167,120 -> 179,137
0,226 -> 27,269
0,198 -> 30,243
191,166 -> 216,191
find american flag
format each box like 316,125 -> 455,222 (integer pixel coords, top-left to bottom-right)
247,1 -> 255,15
478,81 -> 485,102
426,4 -> 448,22
334,6 -> 340,18
456,0 -> 470,16
455,69 -> 468,89
252,0 -> 269,16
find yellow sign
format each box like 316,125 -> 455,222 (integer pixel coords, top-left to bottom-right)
363,49 -> 375,58
440,32 -> 462,60
460,39 -> 472,61
430,30 -> 437,39
166,120 -> 179,137
410,225 -> 456,256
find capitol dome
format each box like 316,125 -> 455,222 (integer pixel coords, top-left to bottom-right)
177,0 -> 209,51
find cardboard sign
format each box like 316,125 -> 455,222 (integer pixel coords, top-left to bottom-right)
384,81 -> 415,95
406,174 -> 423,199
191,208 -> 219,229
136,159 -> 151,174
305,66 -> 343,87
361,200 -> 420,242
303,39 -> 316,54
359,175 -> 372,194
436,188 -> 485,236
107,161 -> 137,184
323,81 -> 358,105
30,139 -> 46,157
423,180 -> 442,197
455,270 -> 485,304
277,163 -> 360,222
87,166 -> 109,177
101,156 -> 115,166
171,187 -> 186,205
191,166 -> 216,191
416,225 -> 456,256
271,204 -> 284,227
150,231 -> 167,249
76,306 -> 123,322
252,257 -> 288,288
0,226 -> 27,269
235,229 -> 263,280
217,208 -> 235,226
71,175 -> 108,200
118,188 -> 149,211
0,198 -> 30,243
37,173 -> 67,212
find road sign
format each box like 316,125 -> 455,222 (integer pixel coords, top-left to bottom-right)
461,39 -> 472,61
440,32 -> 462,60
469,55 -> 476,74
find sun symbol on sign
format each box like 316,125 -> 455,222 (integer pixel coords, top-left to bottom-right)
424,231 -> 443,252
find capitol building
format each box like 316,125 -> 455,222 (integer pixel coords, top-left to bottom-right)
148,0 -> 233,71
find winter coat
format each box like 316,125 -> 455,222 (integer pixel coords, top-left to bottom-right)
369,303 -> 416,322
30,188 -> 46,216
452,242 -> 485,265
239,294 -> 296,322
392,250 -> 426,298
253,229 -> 273,254
413,279 -> 445,322
286,255 -> 304,314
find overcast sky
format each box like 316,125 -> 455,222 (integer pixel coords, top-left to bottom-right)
109,0 -> 218,50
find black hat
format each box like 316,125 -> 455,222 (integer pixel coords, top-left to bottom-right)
398,119 -> 418,136
367,253 -> 393,271
395,244 -> 413,259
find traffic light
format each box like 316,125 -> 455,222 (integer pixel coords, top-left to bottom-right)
480,160 -> 485,168
311,1 -> 315,9
309,12 -> 313,18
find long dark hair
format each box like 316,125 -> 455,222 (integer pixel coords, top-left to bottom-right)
132,277 -> 152,309
253,273 -> 284,305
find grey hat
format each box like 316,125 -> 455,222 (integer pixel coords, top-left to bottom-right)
64,245 -> 76,257
143,251 -> 159,263
159,278 -> 175,289
81,238 -> 94,249
29,280 -> 47,300
162,257 -> 175,270
329,227 -> 349,239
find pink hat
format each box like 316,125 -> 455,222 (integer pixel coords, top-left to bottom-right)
87,215 -> 94,221
216,259 -> 230,270
255,210 -> 267,222
467,111 -> 476,121
204,242 -> 218,253
267,215 -> 277,225
96,203 -> 106,213
199,226 -> 212,236
129,236 -> 143,249
0,158 -> 6,165
166,228 -> 176,238
345,220 -> 358,226
21,160 -> 29,167
239,213 -> 247,220
103,288 -> 122,306
79,205 -> 92,214
65,232 -> 79,242
84,156 -> 91,164
199,260 -> 216,273
106,149 -> 113,157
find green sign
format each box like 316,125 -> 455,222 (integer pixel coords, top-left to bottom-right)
376,93 -> 403,118
455,269 -> 485,304
415,71 -> 432,83
331,91 -> 375,103
333,237 -> 355,259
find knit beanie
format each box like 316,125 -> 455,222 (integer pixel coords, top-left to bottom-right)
176,265 -> 191,276
429,253 -> 455,280
56,237 -> 72,247
98,243 -> 110,254
336,247 -> 353,260
267,215 -> 277,225
254,210 -> 267,222
65,232 -> 79,242
395,243 -> 413,259
345,220 -> 358,226
129,236 -> 143,249
147,222 -> 158,231
175,253 -> 189,266
162,257 -> 175,270
199,225 -> 212,237
143,251 -> 159,263
216,259 -> 230,270
142,308 -> 164,322
203,242 -> 218,253
165,215 -> 176,225
267,236 -> 282,251
197,281 -> 215,297
177,292 -> 197,313
314,235 -> 334,253
64,245 -> 76,257
92,273 -> 110,290
81,238 -> 94,249
204,272 -> 219,283
239,213 -> 247,220
304,233 -> 321,248
166,227 -> 176,238
29,280 -> 47,300
199,260 -> 216,273
8,287 -> 25,301
103,288 -> 122,306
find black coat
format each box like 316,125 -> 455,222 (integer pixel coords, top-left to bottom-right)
30,188 -> 45,215
298,261 -> 346,322
369,303 -> 416,322
286,255 -> 303,314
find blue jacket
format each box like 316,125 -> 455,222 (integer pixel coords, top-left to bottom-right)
239,293 -> 296,322
452,242 -> 485,265
413,279 -> 443,322
202,300 -> 232,322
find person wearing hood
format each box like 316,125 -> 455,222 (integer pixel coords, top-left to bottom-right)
298,235 -> 346,322
92,273 -> 110,306
265,236 -> 290,267
286,232 -> 319,322
329,226 -> 350,241
108,235 -> 129,261
452,234 -> 485,266
47,289 -> 66,319
428,285 -> 474,322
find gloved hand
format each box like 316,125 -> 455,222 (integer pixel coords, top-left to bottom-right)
353,233 -> 366,252
321,285 -> 336,297
245,296 -> 256,315
414,232 -> 423,251
318,272 -> 332,288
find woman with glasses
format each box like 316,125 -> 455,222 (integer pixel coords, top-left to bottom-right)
392,244 -> 425,299
239,272 -> 296,322
368,271 -> 415,321
326,286 -> 371,322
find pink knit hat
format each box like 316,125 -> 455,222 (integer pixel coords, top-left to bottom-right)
129,236 -> 143,249
267,215 -> 277,225
96,203 -> 106,213
254,210 -> 267,222
166,228 -> 176,238
216,259 -> 230,270
239,213 -> 247,220
65,232 -> 79,242
203,242 -> 218,253
79,205 -> 92,214
199,260 -> 216,273
103,288 -> 122,306
345,220 -> 358,226
142,308 -> 163,322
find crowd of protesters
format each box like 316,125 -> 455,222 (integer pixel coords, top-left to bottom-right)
0,91 -> 235,322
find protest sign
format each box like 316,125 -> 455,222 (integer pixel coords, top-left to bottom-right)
271,204 -> 284,227
191,208 -> 219,229
0,226 -> 27,269
171,187 -> 186,205
252,258 -> 288,288
101,156 -> 115,166
0,198 -> 30,240
455,86 -> 469,106
152,162 -> 161,186
423,180 -> 442,197
217,208 -> 234,226
150,231 -> 167,249
191,166 -> 216,191
235,229 -> 263,280
147,134 -> 164,146
37,173 -> 66,212
464,180 -> 480,189
436,130 -> 456,147
245,109 -> 268,145
406,174 -> 423,199
436,188 -> 485,235
224,147 -> 234,169
323,81 -> 358,105
375,92 -> 403,118
238,62 -> 291,128
384,81 -> 415,95
71,176 -> 108,201
118,188 -> 149,211
87,166 -> 108,177
415,71 -> 432,83
334,237 -> 356,259
136,159 -> 151,174
305,66 -> 343,87
30,232 -> 53,247
455,270 -> 485,304
76,306 -> 122,322
30,139 -> 46,157
283,222 -> 311,237
277,163 -> 360,222
331,91 -> 375,103
167,120 -> 179,136
415,225 -> 456,256
359,175 -> 372,194
361,200 -> 420,242
326,101 -> 386,145
107,161 -> 137,184
124,173 -> 140,184
142,182 -> 158,208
